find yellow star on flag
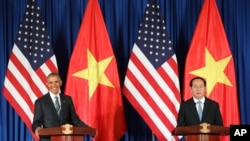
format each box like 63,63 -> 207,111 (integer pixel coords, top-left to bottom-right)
189,47 -> 232,96
72,49 -> 114,99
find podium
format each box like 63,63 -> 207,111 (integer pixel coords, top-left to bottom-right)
38,124 -> 97,141
173,123 -> 229,141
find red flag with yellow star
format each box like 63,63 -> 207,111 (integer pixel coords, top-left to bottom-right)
64,0 -> 126,140
183,0 -> 240,140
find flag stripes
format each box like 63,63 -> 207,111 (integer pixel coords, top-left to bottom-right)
124,45 -> 180,140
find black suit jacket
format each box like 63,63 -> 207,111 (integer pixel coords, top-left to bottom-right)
177,97 -> 223,127
32,93 -> 88,140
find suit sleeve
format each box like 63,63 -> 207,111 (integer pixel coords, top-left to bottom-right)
214,102 -> 223,126
32,99 -> 43,132
177,103 -> 186,127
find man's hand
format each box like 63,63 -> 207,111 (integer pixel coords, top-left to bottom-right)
35,126 -> 42,138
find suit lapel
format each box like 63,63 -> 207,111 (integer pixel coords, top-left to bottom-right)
44,94 -> 55,110
202,98 -> 209,121
59,94 -> 67,118
190,99 -> 200,122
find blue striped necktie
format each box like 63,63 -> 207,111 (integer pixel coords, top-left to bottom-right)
197,101 -> 203,121
55,96 -> 61,116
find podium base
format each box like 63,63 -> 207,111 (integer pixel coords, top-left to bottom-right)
185,134 -> 219,141
51,136 -> 83,141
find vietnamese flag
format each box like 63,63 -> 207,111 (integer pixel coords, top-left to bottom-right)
183,0 -> 240,140
64,0 -> 126,140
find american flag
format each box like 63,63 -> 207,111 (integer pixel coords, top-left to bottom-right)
2,0 -> 58,138
123,0 -> 181,140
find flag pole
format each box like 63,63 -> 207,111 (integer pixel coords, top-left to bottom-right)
152,132 -> 155,141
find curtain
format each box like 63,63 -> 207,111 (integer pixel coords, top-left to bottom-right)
1,0 -> 250,140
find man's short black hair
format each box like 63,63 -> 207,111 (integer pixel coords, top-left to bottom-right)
189,76 -> 206,87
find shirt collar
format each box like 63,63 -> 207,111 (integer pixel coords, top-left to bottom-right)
49,92 -> 60,99
193,96 -> 205,103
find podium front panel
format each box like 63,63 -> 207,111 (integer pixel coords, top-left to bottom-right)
185,134 -> 219,141
51,135 -> 83,141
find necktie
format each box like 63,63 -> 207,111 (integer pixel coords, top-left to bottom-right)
197,101 -> 202,121
55,96 -> 61,116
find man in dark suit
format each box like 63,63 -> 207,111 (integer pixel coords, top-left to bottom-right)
32,72 -> 90,140
177,77 -> 223,127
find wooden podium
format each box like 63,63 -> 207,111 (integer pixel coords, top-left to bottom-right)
173,123 -> 229,141
38,124 -> 97,141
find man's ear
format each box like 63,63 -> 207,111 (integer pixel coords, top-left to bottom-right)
59,80 -> 63,86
